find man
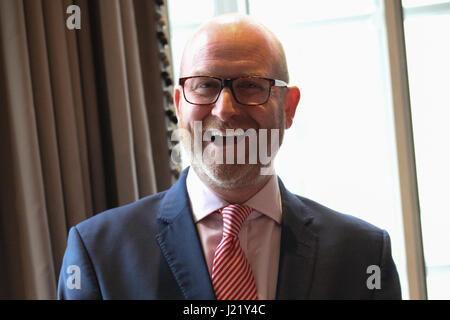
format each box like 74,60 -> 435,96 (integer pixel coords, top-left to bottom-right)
58,14 -> 401,299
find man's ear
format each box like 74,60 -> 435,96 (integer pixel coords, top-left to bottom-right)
284,86 -> 300,129
174,85 -> 182,117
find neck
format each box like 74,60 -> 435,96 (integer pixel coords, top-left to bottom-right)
205,174 -> 272,204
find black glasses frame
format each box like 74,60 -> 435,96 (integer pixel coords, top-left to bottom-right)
178,75 -> 288,106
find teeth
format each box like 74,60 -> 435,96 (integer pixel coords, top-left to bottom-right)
205,130 -> 246,146
206,129 -> 244,138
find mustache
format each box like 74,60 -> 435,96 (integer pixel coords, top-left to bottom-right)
201,119 -> 257,132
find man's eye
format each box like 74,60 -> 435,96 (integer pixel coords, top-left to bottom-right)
191,82 -> 219,92
198,82 -> 217,88
238,81 -> 263,89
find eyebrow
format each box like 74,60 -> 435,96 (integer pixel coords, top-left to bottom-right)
188,71 -> 268,78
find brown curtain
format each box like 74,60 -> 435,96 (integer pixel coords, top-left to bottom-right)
0,0 -> 179,299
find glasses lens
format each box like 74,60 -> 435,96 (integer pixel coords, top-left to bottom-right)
183,77 -> 221,104
233,77 -> 271,105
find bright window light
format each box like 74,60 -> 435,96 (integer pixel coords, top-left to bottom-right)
403,9 -> 450,300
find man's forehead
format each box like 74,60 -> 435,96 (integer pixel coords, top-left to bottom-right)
187,57 -> 269,78
181,27 -> 276,78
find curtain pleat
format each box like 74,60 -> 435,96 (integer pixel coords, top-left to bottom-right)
0,0 -> 56,299
98,0 -> 139,205
42,0 -> 90,227
120,0 -> 158,198
0,0 -> 177,299
63,0 -> 94,220
134,0 -> 175,191
75,0 -> 108,215
23,0 -> 68,284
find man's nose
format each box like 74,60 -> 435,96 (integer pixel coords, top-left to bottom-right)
210,87 -> 239,122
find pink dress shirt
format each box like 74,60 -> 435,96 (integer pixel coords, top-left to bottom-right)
186,168 -> 282,300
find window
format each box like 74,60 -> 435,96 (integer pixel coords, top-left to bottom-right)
402,0 -> 450,300
168,0 -> 215,83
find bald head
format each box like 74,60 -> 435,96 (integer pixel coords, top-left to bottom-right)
180,14 -> 289,83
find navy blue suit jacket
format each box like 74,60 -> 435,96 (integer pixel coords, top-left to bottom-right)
58,168 -> 401,299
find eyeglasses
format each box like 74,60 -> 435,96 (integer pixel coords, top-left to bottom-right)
179,76 -> 288,106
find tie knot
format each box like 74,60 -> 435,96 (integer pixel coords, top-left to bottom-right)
219,204 -> 252,238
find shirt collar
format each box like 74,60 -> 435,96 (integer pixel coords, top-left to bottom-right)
186,167 -> 282,224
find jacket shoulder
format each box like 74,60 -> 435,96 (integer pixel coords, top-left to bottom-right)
75,191 -> 167,240
297,195 -> 384,236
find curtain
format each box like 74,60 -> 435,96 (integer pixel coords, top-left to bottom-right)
0,0 -> 179,299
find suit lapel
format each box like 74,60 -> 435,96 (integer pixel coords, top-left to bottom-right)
156,169 -> 216,299
276,179 -> 318,299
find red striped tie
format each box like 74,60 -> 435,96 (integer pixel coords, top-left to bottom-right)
211,204 -> 258,300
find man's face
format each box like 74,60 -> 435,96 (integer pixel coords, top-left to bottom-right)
174,25 -> 296,190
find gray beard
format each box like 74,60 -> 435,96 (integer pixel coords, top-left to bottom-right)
180,134 -> 263,190
191,159 -> 262,191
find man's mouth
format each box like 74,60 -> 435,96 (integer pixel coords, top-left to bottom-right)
205,129 -> 246,146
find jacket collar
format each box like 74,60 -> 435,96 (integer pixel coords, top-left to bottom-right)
156,168 -> 216,299
276,178 -> 317,299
